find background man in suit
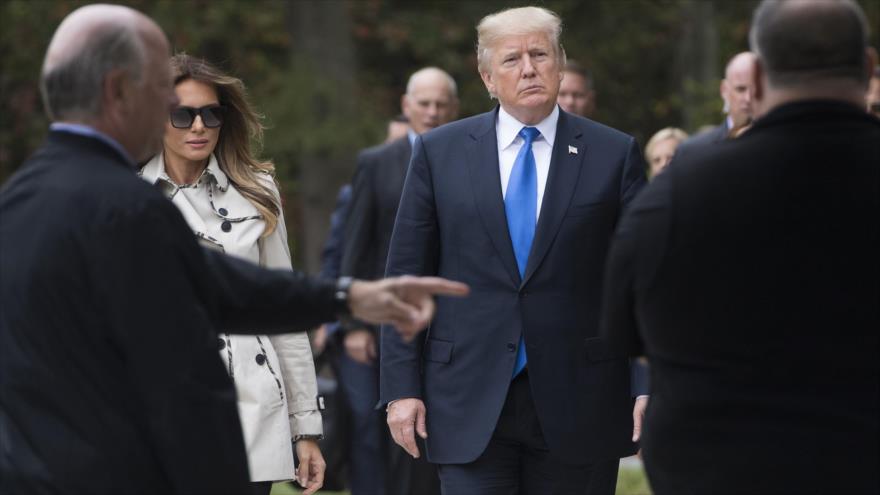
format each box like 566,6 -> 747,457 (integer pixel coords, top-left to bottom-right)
0,5 -> 467,494
679,51 -> 757,150
557,60 -> 596,118
380,7 -> 648,494
601,0 -> 878,493
338,67 -> 458,495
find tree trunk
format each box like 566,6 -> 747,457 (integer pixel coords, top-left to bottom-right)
285,0 -> 357,273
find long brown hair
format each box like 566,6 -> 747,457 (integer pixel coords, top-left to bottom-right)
169,53 -> 280,236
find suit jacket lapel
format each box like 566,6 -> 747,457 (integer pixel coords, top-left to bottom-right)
467,109 -> 521,286
522,111 -> 585,286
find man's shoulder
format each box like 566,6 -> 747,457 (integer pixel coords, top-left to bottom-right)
8,134 -> 174,223
677,123 -> 726,156
421,110 -> 496,146
567,113 -> 636,145
356,136 -> 411,172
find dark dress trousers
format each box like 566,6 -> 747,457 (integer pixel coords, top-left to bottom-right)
379,107 -> 647,476
0,131 -> 341,495
602,101 -> 879,494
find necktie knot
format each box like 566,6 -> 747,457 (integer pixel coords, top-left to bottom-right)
519,127 -> 540,145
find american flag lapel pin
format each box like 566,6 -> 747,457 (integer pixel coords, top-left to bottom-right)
568,145 -> 578,155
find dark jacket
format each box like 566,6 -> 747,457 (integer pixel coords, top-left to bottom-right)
0,131 -> 340,494
380,108 -> 647,465
602,101 -> 879,493
341,136 -> 412,284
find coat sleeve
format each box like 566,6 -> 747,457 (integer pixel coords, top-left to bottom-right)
259,181 -> 323,438
88,198 -> 251,493
378,135 -> 440,406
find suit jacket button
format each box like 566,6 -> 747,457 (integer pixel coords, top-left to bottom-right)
507,343 -> 516,352
221,220 -> 232,232
218,207 -> 228,216
255,353 -> 266,365
218,338 -> 226,351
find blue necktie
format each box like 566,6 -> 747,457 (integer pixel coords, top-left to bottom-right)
505,126 -> 540,378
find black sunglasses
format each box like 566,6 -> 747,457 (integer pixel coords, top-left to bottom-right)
170,105 -> 226,129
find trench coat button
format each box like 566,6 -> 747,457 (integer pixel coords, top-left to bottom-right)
221,220 -> 232,232
218,208 -> 228,216
255,353 -> 266,365
218,338 -> 226,351
507,343 -> 516,352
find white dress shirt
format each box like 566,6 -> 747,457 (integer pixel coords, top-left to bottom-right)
496,104 -> 559,221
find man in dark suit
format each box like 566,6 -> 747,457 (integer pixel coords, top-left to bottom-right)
601,0 -> 879,493
0,6 -> 468,494
678,51 -> 757,151
339,67 -> 458,495
380,6 -> 648,494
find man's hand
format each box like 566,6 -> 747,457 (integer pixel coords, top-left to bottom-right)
632,395 -> 649,442
386,398 -> 427,458
349,276 -> 469,340
344,329 -> 377,364
294,439 -> 326,495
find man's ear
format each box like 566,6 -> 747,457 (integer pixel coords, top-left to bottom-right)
751,57 -> 767,118
864,46 -> 878,83
479,70 -> 495,97
102,68 -> 132,122
400,93 -> 409,117
720,79 -> 730,113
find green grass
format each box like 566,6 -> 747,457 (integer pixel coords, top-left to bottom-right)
270,465 -> 651,495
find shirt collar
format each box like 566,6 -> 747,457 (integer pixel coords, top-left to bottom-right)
203,154 -> 229,191
139,152 -> 228,191
49,123 -> 136,168
407,128 -> 418,147
497,104 -> 559,150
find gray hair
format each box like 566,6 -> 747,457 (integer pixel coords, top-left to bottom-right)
749,0 -> 870,88
40,23 -> 146,121
406,67 -> 458,97
476,6 -> 566,75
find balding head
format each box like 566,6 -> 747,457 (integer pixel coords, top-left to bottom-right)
750,0 -> 873,88
402,67 -> 459,134
42,4 -> 159,121
721,52 -> 757,129
41,4 -> 173,161
748,0 -> 876,114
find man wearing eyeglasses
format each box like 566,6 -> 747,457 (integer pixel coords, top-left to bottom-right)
0,5 -> 467,495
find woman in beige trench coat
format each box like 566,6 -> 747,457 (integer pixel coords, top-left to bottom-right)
140,54 -> 325,495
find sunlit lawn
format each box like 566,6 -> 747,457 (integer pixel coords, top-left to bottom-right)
269,460 -> 651,495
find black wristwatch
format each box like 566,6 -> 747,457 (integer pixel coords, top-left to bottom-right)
333,276 -> 354,318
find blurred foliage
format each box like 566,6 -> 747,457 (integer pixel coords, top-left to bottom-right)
2,0 -> 878,265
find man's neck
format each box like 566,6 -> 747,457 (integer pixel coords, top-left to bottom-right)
500,103 -> 556,126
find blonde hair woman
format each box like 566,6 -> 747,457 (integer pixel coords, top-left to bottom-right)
140,54 -> 325,495
645,127 -> 688,180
